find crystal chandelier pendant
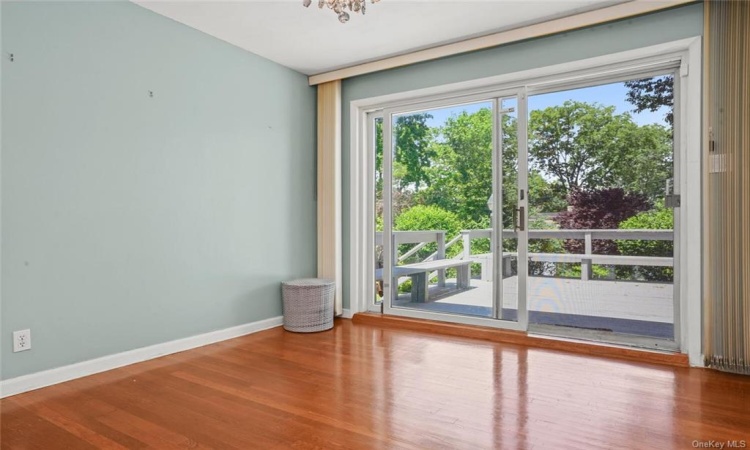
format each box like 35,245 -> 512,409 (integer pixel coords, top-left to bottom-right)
303,0 -> 379,23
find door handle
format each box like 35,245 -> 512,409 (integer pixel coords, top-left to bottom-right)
515,206 -> 525,232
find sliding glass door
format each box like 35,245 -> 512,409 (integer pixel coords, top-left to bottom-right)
524,72 -> 680,349
370,69 -> 680,350
355,44 -> 696,355
379,93 -> 528,329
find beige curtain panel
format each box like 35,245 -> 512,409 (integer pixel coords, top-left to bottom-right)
317,80 -> 343,316
705,0 -> 750,375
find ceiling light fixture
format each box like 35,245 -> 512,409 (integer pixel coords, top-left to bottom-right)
303,0 -> 380,23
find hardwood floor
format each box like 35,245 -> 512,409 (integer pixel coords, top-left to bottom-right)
2,319 -> 749,449
353,313 -> 689,367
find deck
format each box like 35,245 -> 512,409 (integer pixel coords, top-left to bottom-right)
392,276 -> 674,339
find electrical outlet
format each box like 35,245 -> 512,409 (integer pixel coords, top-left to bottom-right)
13,329 -> 31,352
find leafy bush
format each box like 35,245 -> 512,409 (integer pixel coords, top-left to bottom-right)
394,205 -> 463,263
556,264 -> 613,279
398,278 -> 412,294
617,207 -> 674,282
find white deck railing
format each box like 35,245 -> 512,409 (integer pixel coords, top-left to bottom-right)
376,229 -> 673,283
461,228 -> 673,281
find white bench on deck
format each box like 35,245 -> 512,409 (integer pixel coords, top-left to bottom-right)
468,253 -> 515,281
375,259 -> 472,303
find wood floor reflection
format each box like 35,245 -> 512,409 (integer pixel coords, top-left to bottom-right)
2,319 -> 749,449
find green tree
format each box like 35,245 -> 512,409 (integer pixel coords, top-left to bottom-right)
375,116 -> 430,219
528,171 -> 567,213
624,75 -> 674,126
530,101 -> 619,192
606,123 -> 673,203
419,108 -> 518,225
529,101 -> 672,203
393,113 -> 434,192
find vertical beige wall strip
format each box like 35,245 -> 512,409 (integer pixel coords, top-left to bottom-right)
705,0 -> 750,375
317,80 -> 343,316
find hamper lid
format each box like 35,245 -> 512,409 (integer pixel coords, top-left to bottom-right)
283,278 -> 335,287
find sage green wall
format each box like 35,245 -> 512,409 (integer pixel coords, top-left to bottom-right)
1,1 -> 316,379
340,3 -> 704,309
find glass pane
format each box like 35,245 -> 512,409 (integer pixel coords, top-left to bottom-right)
374,117 -> 384,306
388,101 -> 496,318
527,75 -> 675,343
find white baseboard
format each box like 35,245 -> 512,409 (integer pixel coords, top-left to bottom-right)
340,308 -> 353,319
0,316 -> 283,399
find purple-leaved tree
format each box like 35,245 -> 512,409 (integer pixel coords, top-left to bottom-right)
554,188 -> 651,255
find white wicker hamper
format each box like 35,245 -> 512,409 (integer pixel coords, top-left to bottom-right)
281,278 -> 335,332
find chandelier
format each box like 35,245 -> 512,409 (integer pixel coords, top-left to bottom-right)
303,0 -> 380,23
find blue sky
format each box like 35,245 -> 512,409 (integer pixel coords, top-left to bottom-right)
422,80 -> 671,129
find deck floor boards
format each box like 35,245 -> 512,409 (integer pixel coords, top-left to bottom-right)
392,277 -> 674,339
393,276 -> 673,321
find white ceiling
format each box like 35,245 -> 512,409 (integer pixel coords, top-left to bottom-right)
134,0 -> 629,75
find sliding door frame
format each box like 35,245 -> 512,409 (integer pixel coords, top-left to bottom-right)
521,64 -> 683,352
381,92 -> 528,331
348,37 -> 703,364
